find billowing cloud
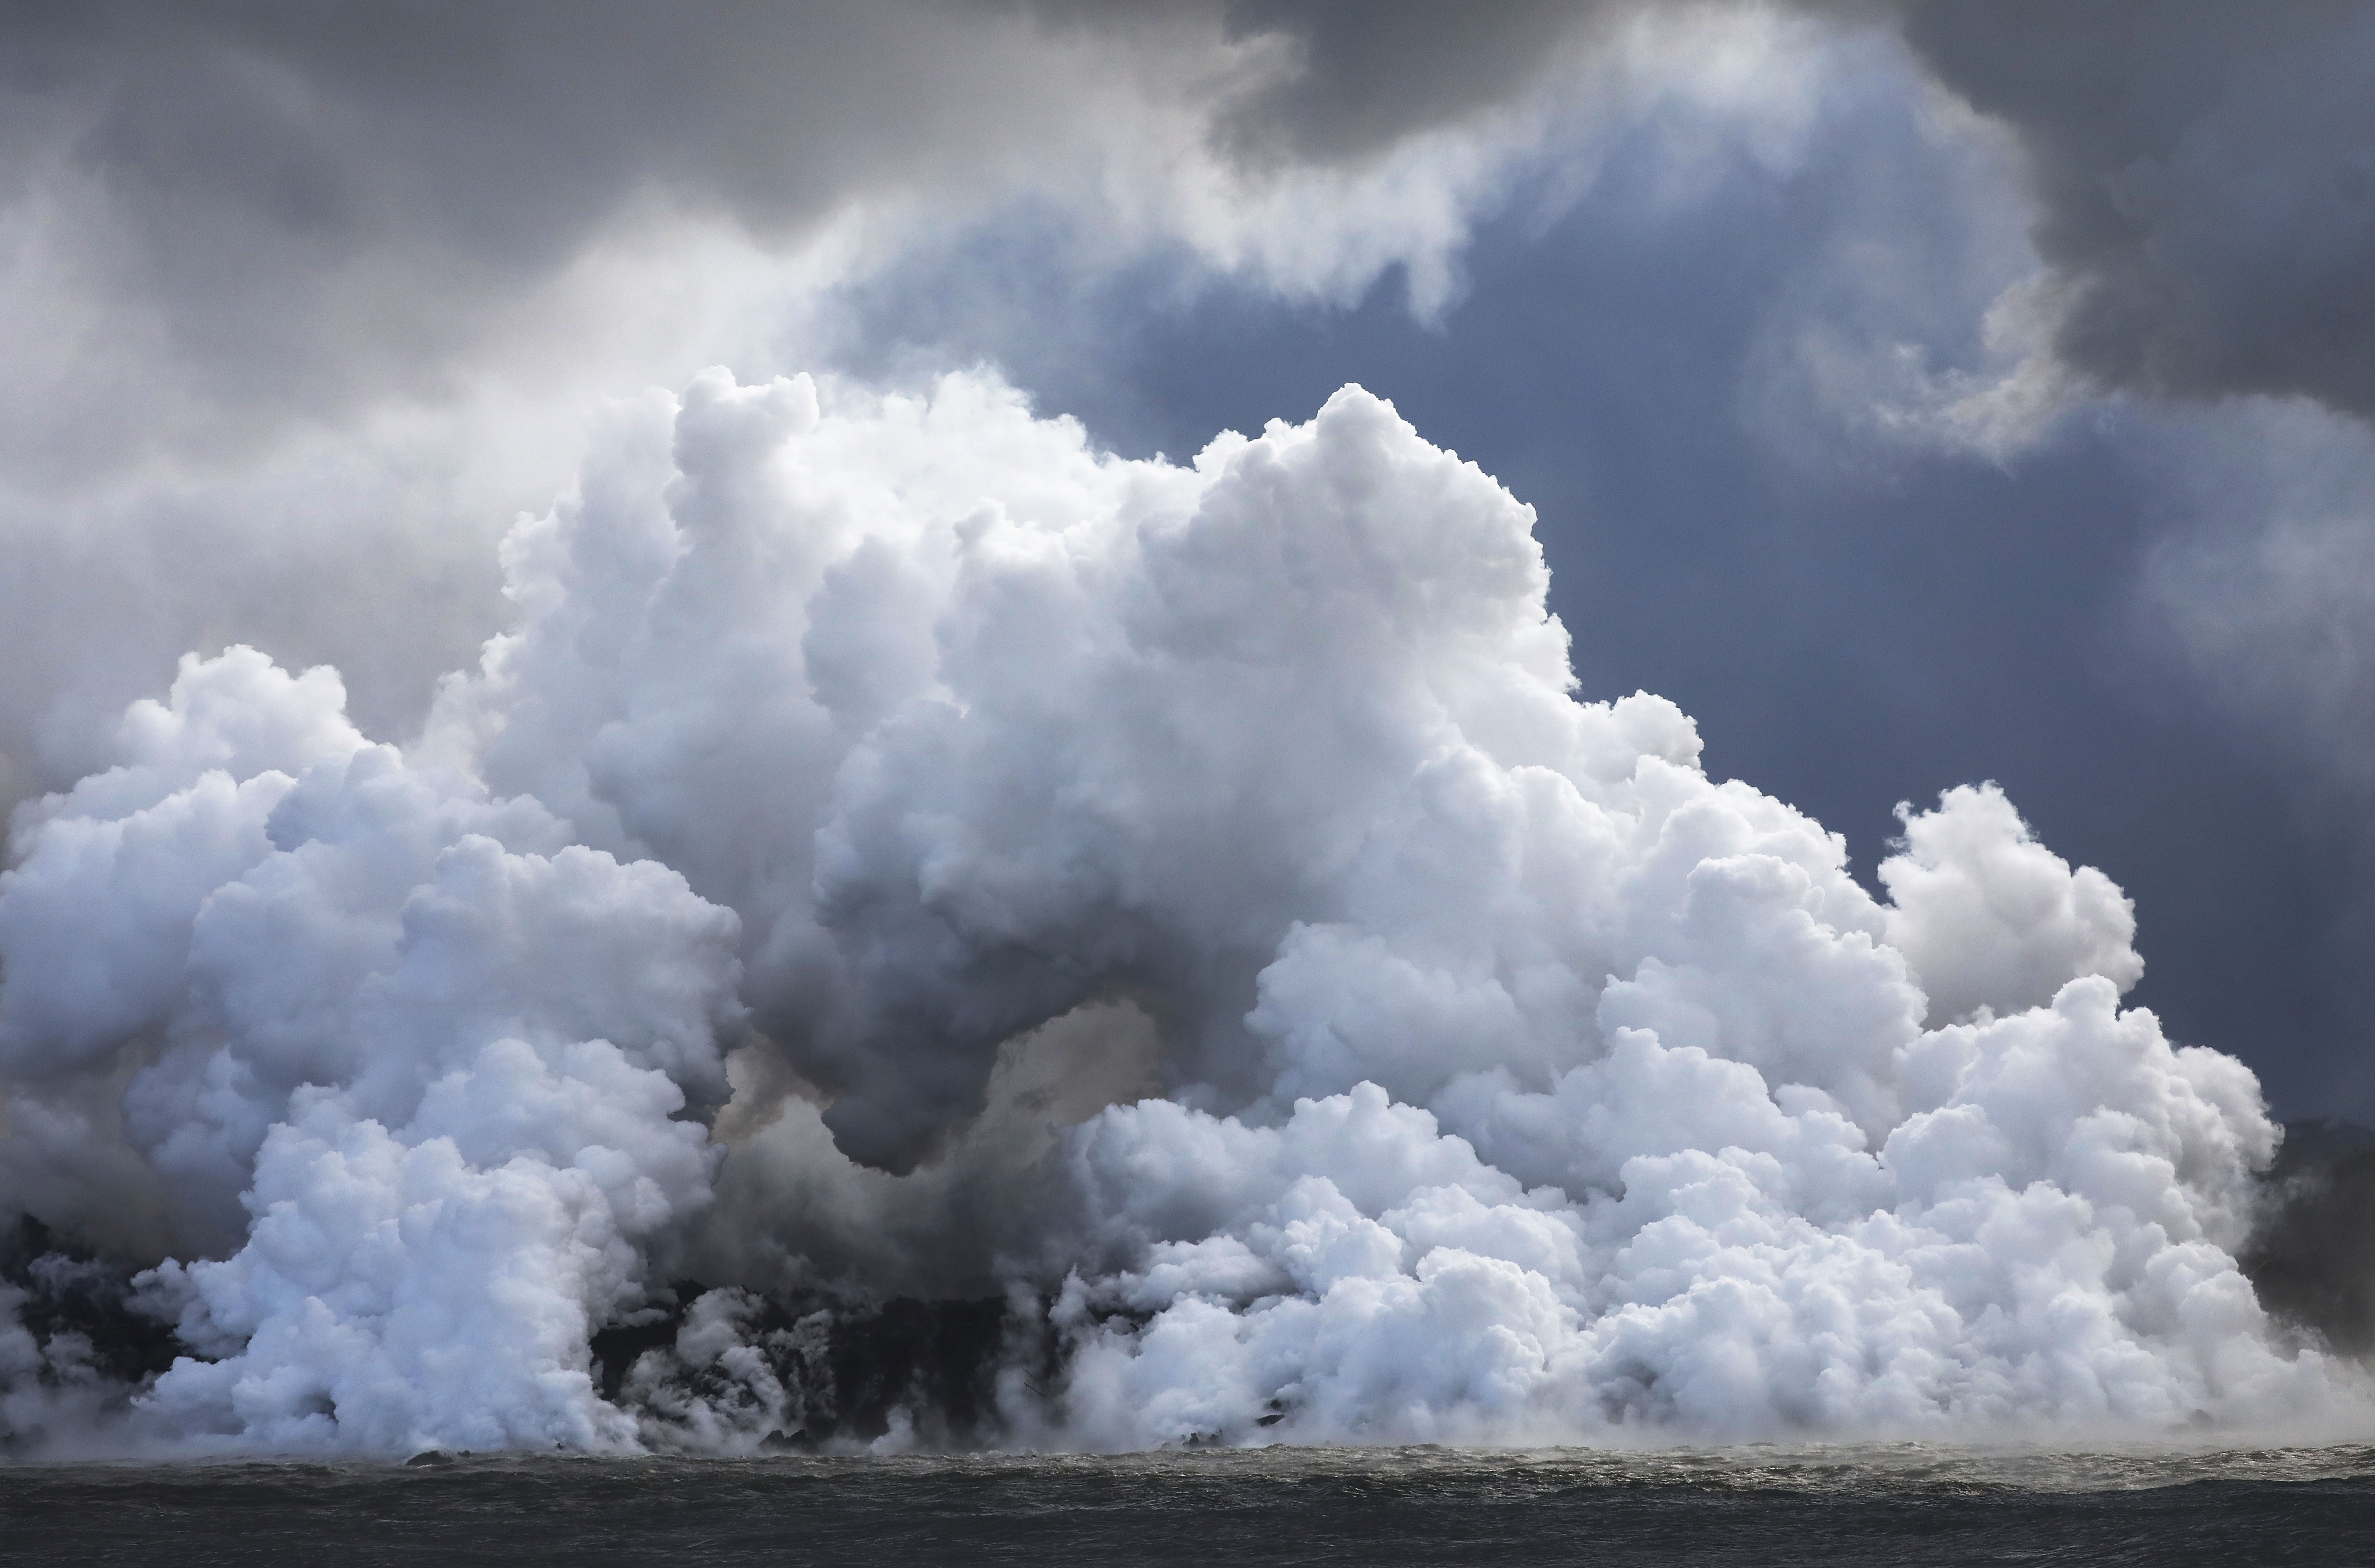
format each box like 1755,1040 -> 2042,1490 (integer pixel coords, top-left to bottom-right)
0,372 -> 2340,1452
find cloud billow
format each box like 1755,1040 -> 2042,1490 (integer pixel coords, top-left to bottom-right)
0,373 -> 2336,1451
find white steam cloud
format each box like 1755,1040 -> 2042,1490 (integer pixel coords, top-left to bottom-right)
0,371 -> 2350,1453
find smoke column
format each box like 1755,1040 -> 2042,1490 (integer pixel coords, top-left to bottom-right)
0,371 -> 2349,1454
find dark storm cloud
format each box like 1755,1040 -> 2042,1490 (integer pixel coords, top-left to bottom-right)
1209,0 -> 1630,162
1892,0 -> 2375,417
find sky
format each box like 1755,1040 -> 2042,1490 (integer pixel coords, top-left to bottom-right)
1,0 -> 2371,1134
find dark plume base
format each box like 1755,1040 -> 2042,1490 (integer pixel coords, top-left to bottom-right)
10,1110 -> 2375,1458
592,1284 -> 1042,1450
2240,1118 -> 2375,1358
0,1215 -> 182,1385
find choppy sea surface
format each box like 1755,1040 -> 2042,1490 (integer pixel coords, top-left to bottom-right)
6,1443 -> 2374,1566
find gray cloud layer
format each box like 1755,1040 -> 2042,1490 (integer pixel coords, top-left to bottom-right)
1895,0 -> 2375,416
9,0 -> 2371,460
1,0 -> 1183,467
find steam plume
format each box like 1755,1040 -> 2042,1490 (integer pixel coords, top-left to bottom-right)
0,372 -> 2348,1452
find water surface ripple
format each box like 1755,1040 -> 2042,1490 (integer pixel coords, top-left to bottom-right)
6,1442 -> 2372,1565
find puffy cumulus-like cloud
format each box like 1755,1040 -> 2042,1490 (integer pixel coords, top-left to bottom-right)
1,370 -> 2346,1451
1878,783 -> 2142,1027
0,644 -> 744,1451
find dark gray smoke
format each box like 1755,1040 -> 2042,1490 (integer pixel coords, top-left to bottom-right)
2241,1120 -> 2375,1357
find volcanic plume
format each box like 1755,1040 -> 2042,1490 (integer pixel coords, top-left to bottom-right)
0,373 -> 2342,1454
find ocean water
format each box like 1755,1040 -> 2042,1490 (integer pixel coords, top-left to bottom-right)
4,1443 -> 2372,1566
